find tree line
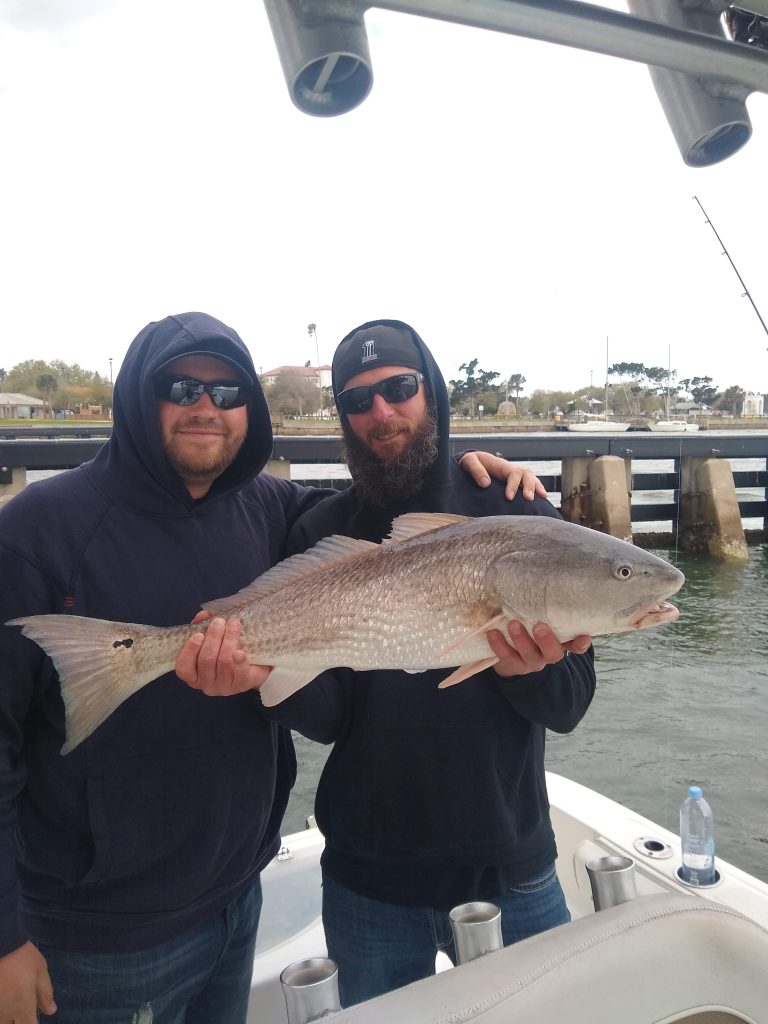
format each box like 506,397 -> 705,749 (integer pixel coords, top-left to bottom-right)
0,357 -> 756,420
0,361 -> 112,417
447,359 -> 750,419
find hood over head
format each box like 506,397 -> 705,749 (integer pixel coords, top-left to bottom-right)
95,312 -> 273,511
332,319 -> 452,498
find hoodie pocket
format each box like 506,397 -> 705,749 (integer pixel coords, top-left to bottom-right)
77,776 -> 112,885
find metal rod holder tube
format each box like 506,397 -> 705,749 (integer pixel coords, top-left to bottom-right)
586,855 -> 638,911
280,957 -> 341,1024
449,900 -> 503,964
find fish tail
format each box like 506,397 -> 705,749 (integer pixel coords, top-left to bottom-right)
7,614 -> 178,754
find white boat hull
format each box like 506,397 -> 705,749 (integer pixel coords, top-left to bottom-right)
650,420 -> 699,432
248,772 -> 768,1022
566,421 -> 631,432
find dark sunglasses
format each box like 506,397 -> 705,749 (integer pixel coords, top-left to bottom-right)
154,376 -> 250,410
336,372 -> 424,415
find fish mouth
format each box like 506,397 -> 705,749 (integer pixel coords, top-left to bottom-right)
628,600 -> 680,629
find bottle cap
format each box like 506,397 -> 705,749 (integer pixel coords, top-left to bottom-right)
689,785 -> 703,799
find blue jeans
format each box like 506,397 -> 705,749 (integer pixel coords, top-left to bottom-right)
38,876 -> 262,1024
322,866 -> 570,1007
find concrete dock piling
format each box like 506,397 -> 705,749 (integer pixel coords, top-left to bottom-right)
678,457 -> 749,562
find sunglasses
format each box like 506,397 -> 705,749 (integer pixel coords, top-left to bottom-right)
154,376 -> 250,410
336,372 -> 424,415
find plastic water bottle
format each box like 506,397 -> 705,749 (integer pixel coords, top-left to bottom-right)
680,785 -> 716,886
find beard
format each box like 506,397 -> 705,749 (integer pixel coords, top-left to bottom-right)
163,415 -> 247,485
341,409 -> 439,506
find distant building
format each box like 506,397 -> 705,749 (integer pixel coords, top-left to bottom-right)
672,400 -> 706,416
743,391 -> 765,417
0,392 -> 46,419
261,365 -> 333,390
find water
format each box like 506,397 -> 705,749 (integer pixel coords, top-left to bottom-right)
25,467 -> 768,883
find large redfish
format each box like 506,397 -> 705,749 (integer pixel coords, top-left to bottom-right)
7,513 -> 684,753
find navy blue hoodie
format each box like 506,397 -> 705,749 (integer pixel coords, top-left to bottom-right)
0,312 -> 326,955
273,320 -> 596,910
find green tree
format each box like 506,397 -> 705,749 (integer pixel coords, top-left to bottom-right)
678,376 -> 719,407
36,374 -> 58,417
714,385 -> 746,416
320,385 -> 336,418
0,368 -> 6,385
5,360 -> 53,396
5,360 -> 112,414
507,373 -> 526,418
448,359 -> 500,417
476,389 -> 500,415
527,389 -> 576,419
264,374 -> 321,418
608,362 -> 668,418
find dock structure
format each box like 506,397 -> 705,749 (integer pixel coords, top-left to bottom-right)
1,427 -> 766,561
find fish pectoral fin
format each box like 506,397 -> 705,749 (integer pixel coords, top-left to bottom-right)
437,657 -> 500,689
385,512 -> 471,544
258,667 -> 320,707
434,613 -> 506,658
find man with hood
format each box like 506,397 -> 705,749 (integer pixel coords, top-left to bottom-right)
180,319 -> 596,1008
0,312 -> 542,1023
0,311 -> 328,1023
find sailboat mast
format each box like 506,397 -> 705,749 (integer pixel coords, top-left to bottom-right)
604,336 -> 609,418
666,343 -> 671,420
693,195 -> 768,339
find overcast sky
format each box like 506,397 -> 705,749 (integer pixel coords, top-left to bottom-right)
1,0 -> 767,397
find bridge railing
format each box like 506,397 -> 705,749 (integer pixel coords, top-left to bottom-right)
1,429 -> 766,548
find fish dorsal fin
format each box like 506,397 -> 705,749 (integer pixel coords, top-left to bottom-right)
202,534 -> 379,615
385,512 -> 471,545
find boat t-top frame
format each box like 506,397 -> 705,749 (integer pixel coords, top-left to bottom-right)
263,0 -> 768,166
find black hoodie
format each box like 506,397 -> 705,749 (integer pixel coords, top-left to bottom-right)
277,320 -> 596,910
0,312 -> 325,956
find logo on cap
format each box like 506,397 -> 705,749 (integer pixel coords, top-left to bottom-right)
361,339 -> 378,364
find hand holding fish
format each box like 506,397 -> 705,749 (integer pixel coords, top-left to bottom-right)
487,621 -> 592,678
178,613 -> 270,695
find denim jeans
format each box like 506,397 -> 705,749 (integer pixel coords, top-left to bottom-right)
38,876 -> 262,1024
322,865 -> 570,1007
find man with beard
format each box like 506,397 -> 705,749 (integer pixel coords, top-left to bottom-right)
179,319 -> 596,1008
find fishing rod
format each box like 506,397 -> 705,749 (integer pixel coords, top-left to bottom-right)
693,194 -> 768,341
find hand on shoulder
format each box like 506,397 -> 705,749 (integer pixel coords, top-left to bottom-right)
458,452 -> 547,501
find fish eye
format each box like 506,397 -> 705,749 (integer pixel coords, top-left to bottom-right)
614,564 -> 634,581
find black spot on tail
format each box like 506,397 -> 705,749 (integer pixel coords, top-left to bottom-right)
112,638 -> 134,649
